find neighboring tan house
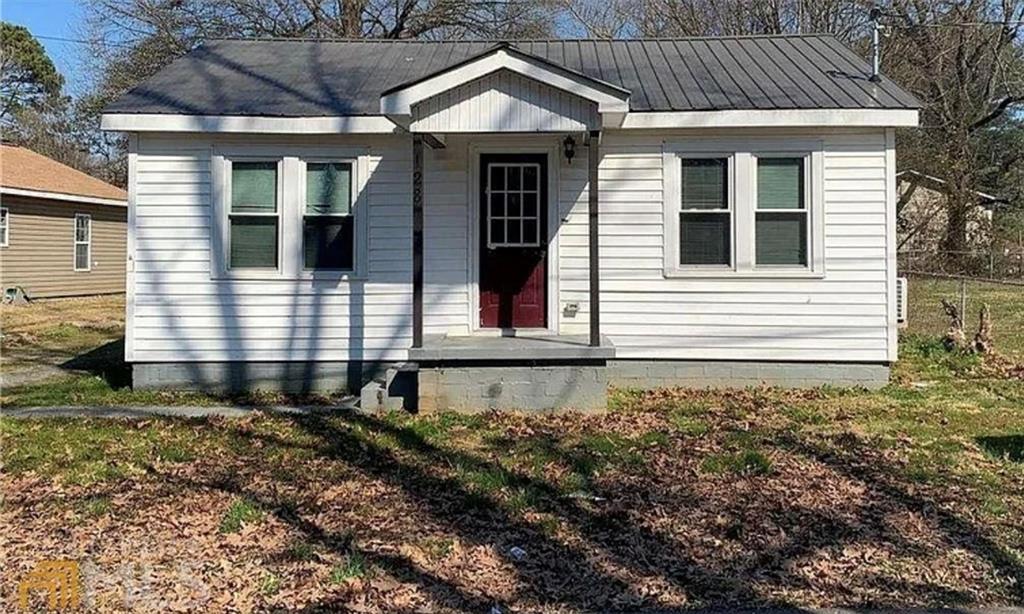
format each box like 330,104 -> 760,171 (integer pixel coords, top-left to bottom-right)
896,169 -> 1005,253
100,36 -> 920,409
0,145 -> 128,298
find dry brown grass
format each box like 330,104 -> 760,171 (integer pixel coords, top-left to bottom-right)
1,295 -> 124,375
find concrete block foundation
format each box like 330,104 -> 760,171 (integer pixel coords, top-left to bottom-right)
132,361 -> 388,394
132,359 -> 891,409
607,360 -> 891,391
418,363 -> 608,413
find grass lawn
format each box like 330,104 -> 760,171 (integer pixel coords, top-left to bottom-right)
1,295 -> 127,388
2,289 -> 1024,610
3,338 -> 1024,611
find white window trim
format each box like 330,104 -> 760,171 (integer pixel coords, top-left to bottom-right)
74,213 -> 92,272
663,138 -> 825,279
0,207 -> 9,247
211,146 -> 369,281
753,153 -> 812,270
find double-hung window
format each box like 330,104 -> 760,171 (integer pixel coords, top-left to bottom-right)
74,214 -> 91,271
304,161 -> 355,270
678,157 -> 731,267
664,140 -> 822,277
755,156 -> 809,267
0,208 -> 8,247
229,160 -> 280,270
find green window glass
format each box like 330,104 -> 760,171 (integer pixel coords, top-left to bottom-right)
229,161 -> 278,269
304,162 -> 354,270
306,162 -> 352,215
231,161 -> 277,213
757,158 -> 804,210
680,158 -> 731,266
756,157 -> 807,266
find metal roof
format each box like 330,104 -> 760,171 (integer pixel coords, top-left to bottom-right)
104,36 -> 920,117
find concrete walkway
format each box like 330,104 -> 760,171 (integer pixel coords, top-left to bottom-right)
2,402 -> 358,419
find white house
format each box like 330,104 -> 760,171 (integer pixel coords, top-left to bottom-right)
101,36 -> 920,411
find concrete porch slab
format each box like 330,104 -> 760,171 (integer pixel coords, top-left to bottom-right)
409,333 -> 615,362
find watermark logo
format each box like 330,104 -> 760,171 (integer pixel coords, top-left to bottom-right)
17,560 -> 81,610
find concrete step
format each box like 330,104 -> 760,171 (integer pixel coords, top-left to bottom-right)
358,380 -> 404,414
359,362 -> 419,413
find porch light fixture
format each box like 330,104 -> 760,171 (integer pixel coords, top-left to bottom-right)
563,136 -> 576,164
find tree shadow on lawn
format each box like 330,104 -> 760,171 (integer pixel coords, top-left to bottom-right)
777,432 -> 1024,603
976,435 -> 1024,463
61,338 -> 130,388
153,411 -> 1020,611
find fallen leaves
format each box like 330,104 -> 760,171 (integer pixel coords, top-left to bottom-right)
2,396 -> 1023,612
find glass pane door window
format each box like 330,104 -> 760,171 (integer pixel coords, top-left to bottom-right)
74,214 -> 91,271
229,161 -> 279,269
679,158 -> 731,266
487,163 -> 541,248
756,157 -> 808,266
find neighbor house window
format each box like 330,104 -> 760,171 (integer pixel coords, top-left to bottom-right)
229,161 -> 279,269
0,208 -> 8,247
755,157 -> 808,267
74,213 -> 91,271
679,158 -> 731,266
304,161 -> 354,270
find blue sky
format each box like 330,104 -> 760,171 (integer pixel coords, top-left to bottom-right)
2,0 -> 88,94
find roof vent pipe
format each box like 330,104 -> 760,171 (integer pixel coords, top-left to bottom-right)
869,5 -> 883,82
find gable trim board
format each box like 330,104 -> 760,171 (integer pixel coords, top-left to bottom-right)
0,186 -> 127,208
380,46 -> 630,117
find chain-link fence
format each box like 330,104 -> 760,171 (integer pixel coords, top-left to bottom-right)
899,248 -> 1024,281
900,263 -> 1024,358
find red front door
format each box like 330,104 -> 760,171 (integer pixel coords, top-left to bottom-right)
479,154 -> 547,329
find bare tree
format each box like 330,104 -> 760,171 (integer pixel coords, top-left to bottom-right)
884,0 -> 1024,258
639,0 -> 872,38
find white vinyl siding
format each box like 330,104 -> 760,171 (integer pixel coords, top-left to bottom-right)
127,128 -> 894,366
558,129 -> 892,362
130,135 -> 411,364
411,69 -> 599,133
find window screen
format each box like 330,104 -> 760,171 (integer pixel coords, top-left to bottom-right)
229,161 -> 278,269
0,208 -> 8,247
680,158 -> 731,266
304,162 -> 354,270
756,158 -> 807,266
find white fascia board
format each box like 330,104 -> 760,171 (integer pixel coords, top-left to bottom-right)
101,113 -> 401,134
0,186 -> 127,207
620,109 -> 920,129
380,49 -> 630,115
